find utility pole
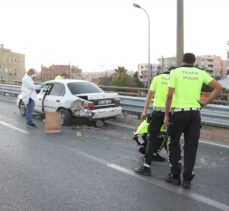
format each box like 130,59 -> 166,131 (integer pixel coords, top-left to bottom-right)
176,0 -> 184,66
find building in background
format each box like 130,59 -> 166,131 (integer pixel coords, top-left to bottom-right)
227,41 -> 229,59
222,41 -> 229,77
40,64 -> 82,82
137,63 -> 159,85
82,72 -> 107,84
221,60 -> 229,77
158,55 -> 226,78
158,56 -> 176,71
195,55 -> 223,78
0,44 -> 25,85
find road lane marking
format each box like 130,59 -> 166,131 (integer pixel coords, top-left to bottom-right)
76,150 -> 229,211
107,163 -> 229,211
0,120 -> 28,134
200,140 -> 229,149
76,151 -> 108,165
106,121 -> 135,130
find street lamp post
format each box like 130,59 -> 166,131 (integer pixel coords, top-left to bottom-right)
176,0 -> 184,66
133,3 -> 151,87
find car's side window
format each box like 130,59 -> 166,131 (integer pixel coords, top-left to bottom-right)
41,83 -> 53,95
49,83 -> 65,96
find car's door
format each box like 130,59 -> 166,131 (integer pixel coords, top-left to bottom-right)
35,83 -> 52,112
43,82 -> 66,112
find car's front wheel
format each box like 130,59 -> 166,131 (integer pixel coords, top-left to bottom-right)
19,100 -> 26,116
58,108 -> 72,126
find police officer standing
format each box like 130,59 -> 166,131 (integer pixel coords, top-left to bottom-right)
134,67 -> 175,176
164,53 -> 222,189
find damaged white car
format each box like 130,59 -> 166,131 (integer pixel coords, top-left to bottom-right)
16,79 -> 122,126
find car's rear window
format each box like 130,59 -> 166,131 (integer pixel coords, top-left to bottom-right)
67,82 -> 103,94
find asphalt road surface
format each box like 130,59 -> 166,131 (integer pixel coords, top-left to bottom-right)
0,97 -> 229,211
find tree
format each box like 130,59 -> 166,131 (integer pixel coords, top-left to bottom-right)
133,71 -> 144,88
112,66 -> 128,81
99,66 -> 145,88
100,75 -> 112,86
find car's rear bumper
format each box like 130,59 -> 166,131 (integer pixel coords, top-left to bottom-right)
91,107 -> 122,119
73,106 -> 122,119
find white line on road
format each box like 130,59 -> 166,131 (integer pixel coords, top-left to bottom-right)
200,140 -> 229,149
107,121 -> 136,130
0,120 -> 28,134
76,150 -> 229,211
107,163 -> 229,211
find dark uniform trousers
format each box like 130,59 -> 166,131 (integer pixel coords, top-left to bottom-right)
145,111 -> 165,165
167,110 -> 201,180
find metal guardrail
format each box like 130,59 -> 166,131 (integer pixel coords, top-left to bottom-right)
119,96 -> 229,128
0,84 -> 228,128
0,84 -> 21,95
100,85 -> 229,105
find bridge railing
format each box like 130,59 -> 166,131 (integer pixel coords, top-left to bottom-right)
119,96 -> 229,129
99,85 -> 229,105
0,84 -> 21,96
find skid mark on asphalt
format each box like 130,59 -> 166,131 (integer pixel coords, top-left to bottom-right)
0,120 -> 28,134
77,150 -> 229,211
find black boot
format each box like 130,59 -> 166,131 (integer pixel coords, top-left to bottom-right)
151,154 -> 166,162
164,173 -> 181,185
134,164 -> 151,176
182,172 -> 195,189
182,180 -> 191,189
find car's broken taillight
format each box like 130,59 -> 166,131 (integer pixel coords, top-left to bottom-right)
114,98 -> 120,107
85,102 -> 94,110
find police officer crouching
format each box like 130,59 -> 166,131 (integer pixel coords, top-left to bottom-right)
164,53 -> 222,189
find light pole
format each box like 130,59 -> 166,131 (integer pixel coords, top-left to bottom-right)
227,41 -> 229,59
176,0 -> 184,66
133,3 -> 151,87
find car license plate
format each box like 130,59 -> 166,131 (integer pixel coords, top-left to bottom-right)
98,99 -> 112,105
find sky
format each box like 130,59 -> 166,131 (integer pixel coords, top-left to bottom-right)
1,0 -> 229,72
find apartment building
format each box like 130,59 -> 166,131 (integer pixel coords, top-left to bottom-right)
224,41 -> 229,77
196,55 -> 223,78
158,56 -> 176,71
40,64 -> 82,82
221,60 -> 229,77
0,45 -> 25,84
158,55 -> 226,78
137,63 -> 159,84
221,43 -> 229,77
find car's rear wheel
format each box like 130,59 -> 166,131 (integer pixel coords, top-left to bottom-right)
95,119 -> 104,127
19,100 -> 26,116
58,108 -> 72,126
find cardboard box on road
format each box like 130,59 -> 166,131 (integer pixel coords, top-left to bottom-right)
44,112 -> 61,133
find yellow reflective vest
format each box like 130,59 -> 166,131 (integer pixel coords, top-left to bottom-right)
55,75 -> 64,80
135,120 -> 166,135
